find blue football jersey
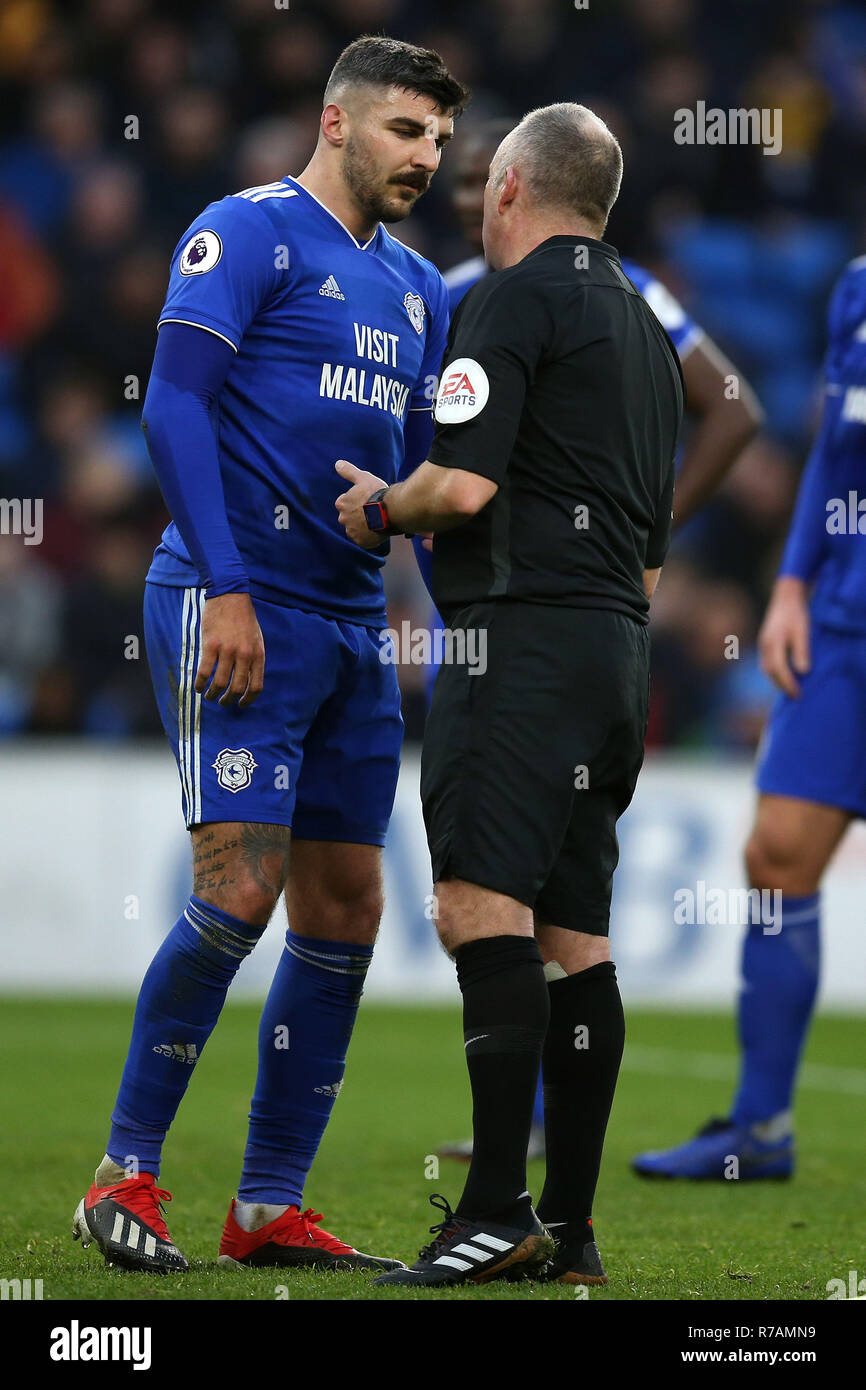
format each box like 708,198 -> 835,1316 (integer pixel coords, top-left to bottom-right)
444,254 -> 703,360
781,255 -> 866,634
147,177 -> 449,625
620,260 -> 703,361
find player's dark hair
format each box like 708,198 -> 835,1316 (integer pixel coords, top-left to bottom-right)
324,35 -> 470,117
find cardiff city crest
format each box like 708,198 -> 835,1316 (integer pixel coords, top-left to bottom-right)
403,292 -> 426,334
212,747 -> 257,792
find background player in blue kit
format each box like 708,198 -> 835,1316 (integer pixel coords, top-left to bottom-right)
633,256 -> 866,1180
426,119 -> 763,1163
71,36 -> 469,1275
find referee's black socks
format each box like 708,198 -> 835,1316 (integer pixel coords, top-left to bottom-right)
453,935 -> 549,1228
536,959 -> 625,1229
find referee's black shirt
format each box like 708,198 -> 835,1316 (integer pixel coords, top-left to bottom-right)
428,235 -> 684,624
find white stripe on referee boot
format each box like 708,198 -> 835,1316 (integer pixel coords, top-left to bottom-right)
433,1255 -> 474,1272
126,1221 -> 141,1251
144,1234 -> 157,1258
469,1232 -> 513,1252
433,1235 -> 515,1269
111,1212 -> 124,1242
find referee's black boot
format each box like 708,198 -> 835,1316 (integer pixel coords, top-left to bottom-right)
540,1218 -> 608,1285
371,1193 -> 554,1287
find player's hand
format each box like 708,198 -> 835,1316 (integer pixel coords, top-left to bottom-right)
195,592 -> 266,708
334,459 -> 389,549
758,576 -> 810,698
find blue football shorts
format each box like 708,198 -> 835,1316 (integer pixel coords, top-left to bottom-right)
756,619 -> 866,820
143,582 -> 403,842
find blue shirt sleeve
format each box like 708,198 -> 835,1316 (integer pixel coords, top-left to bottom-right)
142,321 -> 249,597
158,196 -> 283,352
778,400 -> 837,582
778,263 -> 864,583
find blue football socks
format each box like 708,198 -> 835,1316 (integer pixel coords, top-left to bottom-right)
107,895 -> 266,1174
238,931 -> 373,1207
731,892 -> 820,1128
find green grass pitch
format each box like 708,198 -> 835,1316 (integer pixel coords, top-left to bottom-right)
1,1000 -> 863,1301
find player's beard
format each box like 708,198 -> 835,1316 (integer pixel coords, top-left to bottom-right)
342,134 -> 427,225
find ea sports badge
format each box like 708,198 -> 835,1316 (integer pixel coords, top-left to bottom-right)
212,748 -> 257,792
179,229 -> 223,276
434,357 -> 490,423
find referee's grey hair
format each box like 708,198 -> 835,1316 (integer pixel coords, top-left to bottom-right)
490,103 -> 623,229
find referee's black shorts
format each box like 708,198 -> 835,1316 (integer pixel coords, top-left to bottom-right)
421,600 -> 650,936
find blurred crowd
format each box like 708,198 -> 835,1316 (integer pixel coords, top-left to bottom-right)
0,0 -> 864,745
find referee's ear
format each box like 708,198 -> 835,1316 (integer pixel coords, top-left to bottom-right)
497,166 -> 519,213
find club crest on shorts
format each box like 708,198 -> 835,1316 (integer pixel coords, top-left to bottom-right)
179,229 -> 223,276
403,292 -> 426,334
212,748 -> 257,792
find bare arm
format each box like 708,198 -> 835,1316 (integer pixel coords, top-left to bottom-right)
673,336 -> 764,527
335,458 -> 497,548
643,566 -> 662,599
383,460 -> 497,533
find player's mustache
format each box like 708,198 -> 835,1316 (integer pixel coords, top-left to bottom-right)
391,173 -> 429,192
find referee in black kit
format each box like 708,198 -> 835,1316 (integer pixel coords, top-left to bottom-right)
335,102 -> 683,1288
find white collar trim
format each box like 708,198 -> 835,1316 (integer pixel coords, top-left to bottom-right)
286,177 -> 378,250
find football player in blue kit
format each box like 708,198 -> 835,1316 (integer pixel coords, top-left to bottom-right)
71,36 -> 469,1275
633,256 -> 866,1180
427,120 -> 763,1165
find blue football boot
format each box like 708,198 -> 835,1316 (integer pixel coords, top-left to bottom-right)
631,1117 -> 794,1180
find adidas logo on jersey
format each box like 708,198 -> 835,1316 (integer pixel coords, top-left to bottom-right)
319,275 -> 345,300
152,1042 -> 198,1064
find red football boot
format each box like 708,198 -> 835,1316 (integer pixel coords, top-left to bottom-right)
72,1172 -> 189,1274
218,1199 -> 404,1272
